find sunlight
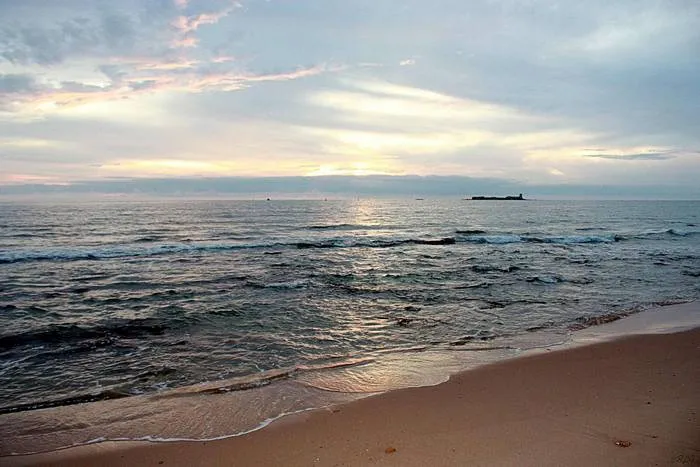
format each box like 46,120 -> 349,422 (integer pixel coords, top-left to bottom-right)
310,80 -> 522,123
0,138 -> 60,148
305,161 -> 393,176
54,92 -> 177,125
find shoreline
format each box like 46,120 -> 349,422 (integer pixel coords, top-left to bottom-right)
4,302 -> 699,466
1,302 -> 696,458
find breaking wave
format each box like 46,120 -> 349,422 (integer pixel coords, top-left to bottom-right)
456,234 -> 620,244
0,317 -> 173,352
0,357 -> 374,415
1,228 -> 696,265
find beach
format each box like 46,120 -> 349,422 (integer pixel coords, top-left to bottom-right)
2,200 -> 699,466
2,0 -> 699,461
6,319 -> 699,467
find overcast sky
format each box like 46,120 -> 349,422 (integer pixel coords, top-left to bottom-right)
1,0 -> 699,197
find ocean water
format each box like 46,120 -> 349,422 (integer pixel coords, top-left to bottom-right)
0,199 -> 699,453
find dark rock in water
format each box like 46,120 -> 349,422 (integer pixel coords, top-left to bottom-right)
404,305 -> 422,312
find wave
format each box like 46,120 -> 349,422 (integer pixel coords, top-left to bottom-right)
307,223 -> 355,230
2,227 -> 696,264
0,388 -> 131,415
0,318 -> 171,352
133,236 -> 164,243
0,242 -> 274,264
457,234 -> 619,244
625,229 -> 700,239
457,229 -> 698,244
0,357 -> 374,415
666,228 -> 699,237
363,237 -> 456,247
526,275 -> 565,284
247,279 -> 314,289
455,229 -> 487,234
459,234 -> 523,244
470,264 -> 520,274
1,232 -> 45,239
526,275 -> 593,285
295,240 -> 341,249
306,223 -> 388,231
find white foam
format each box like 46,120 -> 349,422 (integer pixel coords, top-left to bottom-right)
572,301 -> 700,345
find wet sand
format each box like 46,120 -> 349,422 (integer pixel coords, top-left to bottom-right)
6,325 -> 699,466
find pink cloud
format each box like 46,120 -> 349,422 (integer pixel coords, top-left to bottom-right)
170,4 -> 238,49
136,59 -> 199,70
0,174 -> 65,184
8,64 -> 339,113
171,36 -> 199,48
211,55 -> 236,64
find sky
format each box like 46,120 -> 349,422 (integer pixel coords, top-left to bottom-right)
1,0 -> 699,197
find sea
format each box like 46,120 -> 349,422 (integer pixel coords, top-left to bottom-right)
0,198 -> 698,455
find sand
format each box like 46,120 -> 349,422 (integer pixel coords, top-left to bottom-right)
5,325 -> 699,467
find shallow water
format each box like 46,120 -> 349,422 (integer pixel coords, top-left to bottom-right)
1,302 -> 699,457
0,199 -> 698,417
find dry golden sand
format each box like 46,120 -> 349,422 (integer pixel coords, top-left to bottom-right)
5,328 -> 700,467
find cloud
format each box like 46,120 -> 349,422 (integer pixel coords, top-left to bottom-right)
0,15 -> 130,66
1,175 -> 697,200
581,148 -> 700,161
0,0 -> 698,193
0,0 -> 236,65
0,1 -> 341,118
1,63 -> 338,116
295,78 -> 599,179
584,153 -> 673,161
0,73 -> 37,93
170,3 -> 238,48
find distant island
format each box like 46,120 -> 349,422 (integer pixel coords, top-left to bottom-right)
469,193 -> 525,200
